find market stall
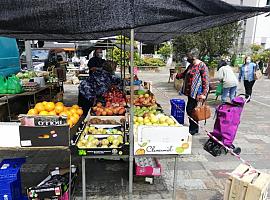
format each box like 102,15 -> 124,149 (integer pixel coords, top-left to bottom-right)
0,0 -> 270,199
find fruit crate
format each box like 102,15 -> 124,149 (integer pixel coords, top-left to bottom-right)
72,123 -> 129,156
22,82 -> 40,92
135,157 -> 161,176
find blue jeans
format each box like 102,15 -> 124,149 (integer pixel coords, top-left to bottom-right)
221,86 -> 237,103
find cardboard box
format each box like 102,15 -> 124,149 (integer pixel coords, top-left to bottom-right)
134,125 -> 192,155
135,157 -> 161,176
19,125 -> 70,147
0,122 -> 21,147
224,164 -> 270,200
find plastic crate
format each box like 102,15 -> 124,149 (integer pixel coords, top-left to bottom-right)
170,99 -> 185,124
0,158 -> 26,200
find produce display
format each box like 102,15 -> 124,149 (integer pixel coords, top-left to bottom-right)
102,87 -> 127,106
83,126 -> 124,136
16,71 -> 37,80
133,114 -> 178,126
87,117 -> 125,125
91,102 -> 126,116
134,105 -> 161,117
27,102 -> 83,127
77,127 -> 124,148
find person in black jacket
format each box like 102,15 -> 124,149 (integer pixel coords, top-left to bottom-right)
87,48 -> 105,73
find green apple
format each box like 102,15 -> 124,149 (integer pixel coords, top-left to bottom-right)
112,139 -> 120,147
101,139 -> 109,145
108,135 -> 115,143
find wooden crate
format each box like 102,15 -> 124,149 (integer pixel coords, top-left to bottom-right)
224,164 -> 270,200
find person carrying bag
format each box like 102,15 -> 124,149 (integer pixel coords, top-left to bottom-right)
176,48 -> 210,135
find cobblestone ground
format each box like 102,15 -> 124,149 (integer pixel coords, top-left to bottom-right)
0,67 -> 270,200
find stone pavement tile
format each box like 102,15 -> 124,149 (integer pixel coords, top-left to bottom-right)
210,170 -> 231,179
190,170 -> 212,179
176,190 -> 188,200
177,179 -> 207,190
185,189 -> 223,200
202,161 -> 240,171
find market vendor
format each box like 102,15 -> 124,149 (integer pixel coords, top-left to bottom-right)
87,48 -> 105,73
78,61 -> 122,114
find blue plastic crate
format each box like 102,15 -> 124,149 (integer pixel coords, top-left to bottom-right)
170,99 -> 185,124
0,158 -> 25,200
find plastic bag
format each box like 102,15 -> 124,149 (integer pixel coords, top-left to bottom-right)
6,75 -> 22,94
0,76 -> 7,94
215,82 -> 223,97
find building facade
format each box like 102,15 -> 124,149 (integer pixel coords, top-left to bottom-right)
224,0 -> 270,50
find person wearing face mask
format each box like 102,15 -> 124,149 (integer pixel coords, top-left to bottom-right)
238,56 -> 258,100
176,48 -> 209,135
87,48 -> 105,73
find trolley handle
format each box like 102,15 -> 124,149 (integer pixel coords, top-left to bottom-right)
237,94 -> 251,103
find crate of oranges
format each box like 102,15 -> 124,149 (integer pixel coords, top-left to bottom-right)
26,101 -> 84,128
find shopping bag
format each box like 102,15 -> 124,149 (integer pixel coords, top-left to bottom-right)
191,101 -> 211,121
254,70 -> 262,80
0,76 -> 7,94
215,82 -> 223,97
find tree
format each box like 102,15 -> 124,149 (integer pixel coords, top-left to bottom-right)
157,43 -> 172,60
173,23 -> 241,60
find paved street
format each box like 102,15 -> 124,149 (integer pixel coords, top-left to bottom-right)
0,66 -> 270,200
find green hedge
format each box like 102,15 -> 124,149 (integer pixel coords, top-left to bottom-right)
136,57 -> 165,67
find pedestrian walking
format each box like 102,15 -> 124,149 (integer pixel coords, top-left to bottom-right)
238,56 -> 258,101
217,60 -> 238,103
176,48 -> 209,135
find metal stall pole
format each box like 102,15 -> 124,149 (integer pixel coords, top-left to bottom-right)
128,29 -> 135,199
82,157 -> 86,200
172,156 -> 178,200
120,35 -> 123,79
123,37 -> 126,79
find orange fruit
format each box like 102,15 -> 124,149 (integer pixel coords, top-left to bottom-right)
39,110 -> 49,115
76,108 -> 83,116
73,113 -> 80,120
55,105 -> 64,114
35,103 -> 45,113
45,102 -> 55,112
55,101 -> 64,106
70,116 -> 78,124
72,105 -> 79,109
70,108 -> 77,114
66,111 -> 72,118
59,111 -> 68,117
48,110 -> 57,115
27,109 -> 38,115
67,119 -> 73,128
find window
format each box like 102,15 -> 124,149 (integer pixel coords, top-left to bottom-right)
267,0 -> 270,5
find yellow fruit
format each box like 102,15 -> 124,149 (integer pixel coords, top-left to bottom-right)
27,109 -> 38,115
76,108 -> 83,116
55,102 -> 64,107
55,105 -> 64,114
72,105 -> 79,110
73,113 -> 80,120
70,116 -> 78,124
67,119 -> 73,128
42,101 -> 48,106
45,102 -> 55,112
70,108 -> 77,114
39,111 -> 49,115
35,103 -> 45,113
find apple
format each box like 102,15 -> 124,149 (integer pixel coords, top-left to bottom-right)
102,111 -> 107,116
144,94 -> 150,98
108,135 -> 115,143
112,139 -> 120,146
96,102 -> 103,108
101,139 -> 109,145
96,111 -> 101,116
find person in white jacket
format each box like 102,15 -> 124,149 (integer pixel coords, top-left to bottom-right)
218,60 -> 238,103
